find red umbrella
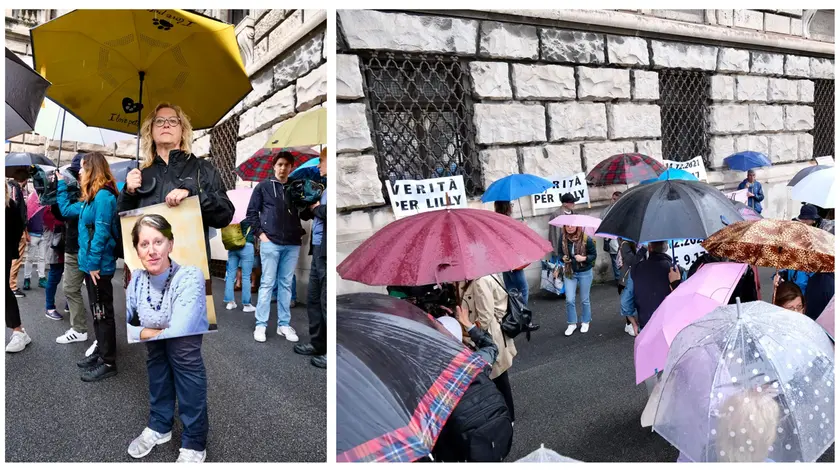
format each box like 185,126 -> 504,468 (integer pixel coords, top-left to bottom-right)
235,147 -> 318,182
586,153 -> 666,186
337,208 -> 553,286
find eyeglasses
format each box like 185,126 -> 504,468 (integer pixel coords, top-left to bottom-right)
153,117 -> 181,128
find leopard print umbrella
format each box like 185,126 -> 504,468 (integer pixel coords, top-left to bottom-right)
701,219 -> 834,272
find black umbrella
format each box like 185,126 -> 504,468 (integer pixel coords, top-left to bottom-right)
596,179 -> 745,244
788,164 -> 831,187
5,48 -> 50,139
6,152 -> 56,168
336,293 -> 487,462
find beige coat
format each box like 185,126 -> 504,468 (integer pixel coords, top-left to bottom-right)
459,274 -> 516,379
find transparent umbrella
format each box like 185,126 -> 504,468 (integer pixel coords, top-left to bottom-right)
516,444 -> 580,462
649,300 -> 835,462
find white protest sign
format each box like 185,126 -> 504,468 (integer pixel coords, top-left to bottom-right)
387,175 -> 468,219
662,156 -> 708,182
722,188 -> 749,204
533,172 -> 590,210
815,156 -> 834,166
671,238 -> 707,271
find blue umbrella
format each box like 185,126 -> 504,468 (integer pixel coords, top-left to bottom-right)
481,173 -> 554,203
290,157 -> 320,180
640,168 -> 699,185
723,151 -> 772,171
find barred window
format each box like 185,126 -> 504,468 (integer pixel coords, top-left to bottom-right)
360,53 -> 482,199
812,79 -> 834,158
208,115 -> 239,191
659,69 -> 711,165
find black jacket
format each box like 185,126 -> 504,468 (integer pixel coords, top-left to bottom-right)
631,252 -> 682,330
805,272 -> 834,321
300,198 -> 327,256
6,188 -> 26,261
117,150 -> 234,260
53,169 -> 82,254
245,177 -> 304,246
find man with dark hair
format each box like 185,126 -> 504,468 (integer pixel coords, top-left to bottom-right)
245,152 -> 304,344
620,241 -> 683,336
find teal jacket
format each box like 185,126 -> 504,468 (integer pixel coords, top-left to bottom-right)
56,180 -> 118,275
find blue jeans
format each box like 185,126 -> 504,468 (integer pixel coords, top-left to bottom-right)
502,269 -> 529,304
45,262 -> 64,310
256,241 -> 300,328
565,269 -> 593,324
274,274 -> 297,302
609,253 -> 620,281
224,242 -> 254,305
146,335 -> 208,451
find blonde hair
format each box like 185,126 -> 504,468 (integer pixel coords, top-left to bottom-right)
716,390 -> 781,462
139,103 -> 194,169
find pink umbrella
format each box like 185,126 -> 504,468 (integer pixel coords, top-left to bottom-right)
26,191 -> 46,220
634,262 -> 748,384
549,214 -> 602,237
816,296 -> 834,340
226,188 -> 254,224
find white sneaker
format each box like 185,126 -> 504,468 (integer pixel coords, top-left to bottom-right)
5,329 -> 31,353
581,323 -> 590,334
85,340 -> 98,357
564,324 -> 577,337
624,323 -> 637,337
176,448 -> 206,463
56,328 -> 88,344
277,325 -> 299,342
127,427 -> 171,459
254,326 -> 267,343
225,301 -> 237,311
242,304 -> 256,313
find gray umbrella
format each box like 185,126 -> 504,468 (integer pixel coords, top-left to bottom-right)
5,48 -> 50,139
6,152 -> 56,168
788,164 -> 831,187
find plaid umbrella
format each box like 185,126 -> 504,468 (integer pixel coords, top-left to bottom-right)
234,147 -> 318,182
337,293 -> 487,462
701,219 -> 834,273
586,153 -> 666,186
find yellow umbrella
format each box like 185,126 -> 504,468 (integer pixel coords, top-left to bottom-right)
30,9 -> 251,137
263,108 -> 327,149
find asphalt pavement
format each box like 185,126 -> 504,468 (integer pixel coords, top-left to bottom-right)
5,270 -> 326,462
505,266 -> 834,462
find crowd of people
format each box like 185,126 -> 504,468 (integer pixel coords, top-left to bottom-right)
5,103 -> 327,461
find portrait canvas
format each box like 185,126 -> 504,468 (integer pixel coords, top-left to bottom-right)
119,196 -> 218,343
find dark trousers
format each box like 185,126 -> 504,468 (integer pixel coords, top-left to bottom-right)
493,371 -> 515,422
6,257 -> 22,329
307,243 -> 327,354
85,273 -> 117,366
45,263 -> 65,310
146,335 -> 209,451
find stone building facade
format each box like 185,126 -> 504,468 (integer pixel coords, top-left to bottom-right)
5,9 -> 327,296
336,9 -> 835,294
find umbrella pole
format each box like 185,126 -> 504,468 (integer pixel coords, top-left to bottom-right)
57,109 -> 66,166
771,268 -> 779,305
134,71 -> 145,165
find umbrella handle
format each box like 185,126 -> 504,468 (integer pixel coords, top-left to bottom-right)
135,177 -> 156,196
771,268 -> 778,305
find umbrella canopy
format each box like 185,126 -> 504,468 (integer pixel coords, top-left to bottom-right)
649,300 -> 835,462
640,167 -> 699,185
596,179 -> 744,244
5,47 -> 51,139
290,157 -> 321,180
701,219 -> 834,273
5,152 -> 56,168
26,191 -> 48,220
226,188 -> 254,225
30,9 -> 252,134
337,208 -> 553,286
548,214 -> 602,237
264,107 -> 327,149
517,445 -> 581,462
791,168 -> 835,209
336,293 -> 487,462
634,262 -> 748,384
235,147 -> 319,182
35,98 -> 135,146
481,174 -> 554,203
788,165 -> 831,187
586,153 -> 666,186
732,201 -> 763,221
723,151 -> 772,171
815,296 -> 834,340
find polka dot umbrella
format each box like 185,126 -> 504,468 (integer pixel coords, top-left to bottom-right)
647,300 -> 835,463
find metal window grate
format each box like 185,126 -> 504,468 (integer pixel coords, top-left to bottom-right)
812,79 -> 835,158
208,116 -> 240,192
360,52 -> 482,199
659,69 -> 711,166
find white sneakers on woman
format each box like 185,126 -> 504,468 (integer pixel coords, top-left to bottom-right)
565,323 -> 590,336
580,323 -> 590,333
5,329 -> 31,352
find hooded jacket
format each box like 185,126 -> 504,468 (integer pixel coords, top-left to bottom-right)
245,176 -> 304,246
56,153 -> 84,254
117,149 -> 234,260
56,181 -> 118,275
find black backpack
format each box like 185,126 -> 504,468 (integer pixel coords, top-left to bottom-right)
30,165 -> 58,206
492,276 -> 535,341
432,373 -> 513,462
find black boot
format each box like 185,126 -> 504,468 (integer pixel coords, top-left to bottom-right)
81,362 -> 117,382
294,343 -> 322,356
77,351 -> 101,368
311,355 -> 326,369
